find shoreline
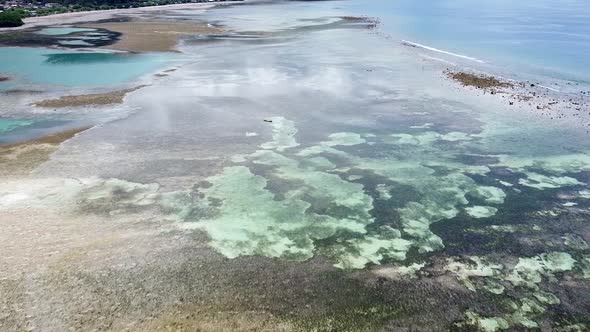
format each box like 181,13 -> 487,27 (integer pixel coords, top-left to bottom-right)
0,2 -> 239,32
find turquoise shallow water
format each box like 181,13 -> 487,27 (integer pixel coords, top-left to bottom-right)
0,118 -> 35,134
0,47 -> 172,89
0,116 -> 79,144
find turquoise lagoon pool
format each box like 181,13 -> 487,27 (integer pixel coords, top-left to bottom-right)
0,47 -> 174,89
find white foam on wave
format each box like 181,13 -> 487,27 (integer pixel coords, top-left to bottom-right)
402,40 -> 485,64
537,84 -> 561,92
418,53 -> 457,66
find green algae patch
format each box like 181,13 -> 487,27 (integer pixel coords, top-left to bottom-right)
472,186 -> 506,204
302,156 -> 337,170
387,132 -> 440,146
180,166 -> 369,260
445,256 -> 503,292
298,131 -> 506,254
507,252 -> 576,289
440,131 -> 473,142
260,117 -> 299,152
563,234 -> 589,250
448,252 -> 579,331
465,206 -> 498,219
518,172 -> 583,190
173,123 -> 516,267
375,184 -> 393,200
372,262 -> 425,280
331,228 -> 413,269
158,117 -> 588,273
579,256 -> 590,279
463,311 -> 509,332
323,132 -> 366,146
496,153 -> 590,175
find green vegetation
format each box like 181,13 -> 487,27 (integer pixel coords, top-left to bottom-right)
0,10 -> 24,27
0,1 -> 235,20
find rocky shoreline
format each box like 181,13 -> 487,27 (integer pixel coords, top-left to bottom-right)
445,70 -> 590,130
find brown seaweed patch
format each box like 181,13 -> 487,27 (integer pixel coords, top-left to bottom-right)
339,16 -> 380,29
3,88 -> 44,94
446,71 -> 514,90
32,86 -> 146,108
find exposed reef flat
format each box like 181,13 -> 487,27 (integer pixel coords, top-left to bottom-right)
447,71 -> 514,90
444,70 -> 590,129
0,127 -> 89,176
32,85 -> 146,108
81,20 -> 225,52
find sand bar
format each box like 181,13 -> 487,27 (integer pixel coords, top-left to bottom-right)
33,85 -> 146,108
81,20 -> 223,52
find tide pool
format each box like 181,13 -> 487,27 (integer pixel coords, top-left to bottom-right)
0,47 -> 174,89
0,116 -> 73,144
0,118 -> 35,134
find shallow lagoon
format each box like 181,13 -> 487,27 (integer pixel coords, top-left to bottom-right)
0,47 -> 173,89
1,1 -> 589,331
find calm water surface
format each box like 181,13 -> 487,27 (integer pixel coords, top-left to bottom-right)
0,47 -> 173,89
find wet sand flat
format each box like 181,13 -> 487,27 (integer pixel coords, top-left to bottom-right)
82,20 -> 224,52
0,127 -> 89,176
